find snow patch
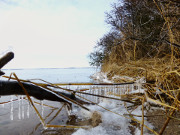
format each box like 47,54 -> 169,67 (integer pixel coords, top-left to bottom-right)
90,72 -> 112,83
73,100 -> 133,135
72,126 -> 108,135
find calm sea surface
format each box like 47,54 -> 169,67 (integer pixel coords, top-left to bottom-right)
2,67 -> 97,83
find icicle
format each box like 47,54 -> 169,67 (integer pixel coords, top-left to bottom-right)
90,85 -> 92,95
119,86 -> 121,96
41,100 -> 44,118
18,96 -> 21,120
90,85 -> 92,101
115,86 -> 118,97
27,102 -> 30,118
138,83 -> 140,92
97,86 -> 100,103
10,95 -> 13,120
123,85 -> 125,95
104,86 -> 106,97
101,87 -> 104,102
114,86 -> 116,97
68,85 -> 71,91
95,86 -> 97,103
93,86 -> 96,102
116,86 -> 118,97
94,86 -> 97,103
22,96 -> 24,119
131,84 -> 134,93
107,86 -> 109,96
113,86 -> 115,98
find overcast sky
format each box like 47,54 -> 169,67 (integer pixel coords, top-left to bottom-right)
0,0 -> 116,69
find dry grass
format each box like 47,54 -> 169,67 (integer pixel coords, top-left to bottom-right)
102,56 -> 177,83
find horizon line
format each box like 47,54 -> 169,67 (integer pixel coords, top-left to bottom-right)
1,66 -> 97,70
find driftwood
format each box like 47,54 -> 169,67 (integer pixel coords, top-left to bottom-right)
0,52 -> 14,69
0,80 -> 89,104
0,52 -> 14,76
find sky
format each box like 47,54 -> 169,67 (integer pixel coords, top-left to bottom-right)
0,0 -> 117,69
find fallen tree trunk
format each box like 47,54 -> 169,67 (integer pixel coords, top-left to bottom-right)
0,80 -> 84,103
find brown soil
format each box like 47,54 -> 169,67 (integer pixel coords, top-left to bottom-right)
146,109 -> 180,135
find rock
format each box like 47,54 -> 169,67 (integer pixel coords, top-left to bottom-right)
90,111 -> 102,127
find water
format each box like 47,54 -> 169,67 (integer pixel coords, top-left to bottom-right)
2,67 -> 96,83
0,67 -> 97,135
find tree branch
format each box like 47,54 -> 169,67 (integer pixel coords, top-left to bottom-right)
0,52 -> 14,69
